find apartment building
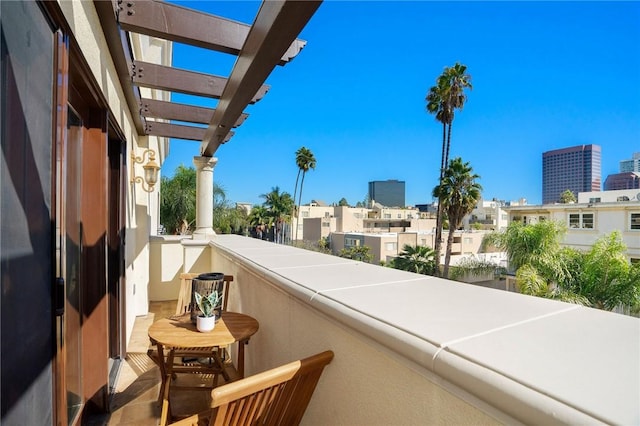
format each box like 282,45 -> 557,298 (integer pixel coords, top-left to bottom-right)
505,189 -> 640,261
330,230 -> 489,265
462,197 -> 513,231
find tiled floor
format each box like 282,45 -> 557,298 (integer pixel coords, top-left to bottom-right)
85,301 -> 237,425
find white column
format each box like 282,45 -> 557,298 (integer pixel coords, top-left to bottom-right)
192,156 -> 218,239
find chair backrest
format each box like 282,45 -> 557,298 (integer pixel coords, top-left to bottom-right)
209,350 -> 334,426
176,274 -> 233,316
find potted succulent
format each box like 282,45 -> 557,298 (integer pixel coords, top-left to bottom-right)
194,290 -> 221,332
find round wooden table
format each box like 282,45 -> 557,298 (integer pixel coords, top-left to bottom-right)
149,311 -> 259,425
149,311 -> 259,378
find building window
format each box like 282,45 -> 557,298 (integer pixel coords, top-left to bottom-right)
397,214 -> 402,219
385,242 -> 397,251
321,222 -> 330,228
302,211 -> 309,218
463,237 -> 473,244
384,213 -> 391,219
569,214 -> 580,228
569,212 -> 595,229
630,213 -> 640,230
345,238 -> 361,247
354,213 -> 362,219
589,197 -> 601,203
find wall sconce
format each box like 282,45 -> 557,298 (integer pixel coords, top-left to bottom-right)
131,149 -> 160,192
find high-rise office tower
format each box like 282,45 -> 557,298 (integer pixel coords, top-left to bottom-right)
620,152 -> 640,173
604,172 -> 640,190
603,152 -> 640,191
368,180 -> 405,207
542,144 -> 601,204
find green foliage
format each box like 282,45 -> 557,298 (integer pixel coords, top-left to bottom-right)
214,204 -> 248,235
261,186 -> 294,223
160,165 -> 196,234
317,237 -> 330,253
432,157 -> 482,278
487,220 -> 566,271
339,246 -> 373,263
194,291 -> 221,318
293,147 -> 316,241
426,63 -> 473,276
393,244 -> 436,275
160,165 -> 249,235
338,198 -> 349,207
490,222 -> 640,313
576,231 -> 640,310
470,222 -> 484,230
559,189 -> 577,203
449,257 -> 505,281
248,205 -> 271,228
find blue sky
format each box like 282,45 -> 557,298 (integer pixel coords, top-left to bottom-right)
162,1 -> 640,207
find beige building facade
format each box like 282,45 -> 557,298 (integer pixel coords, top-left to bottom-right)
505,190 -> 640,262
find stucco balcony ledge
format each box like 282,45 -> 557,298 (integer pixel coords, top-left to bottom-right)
153,234 -> 639,425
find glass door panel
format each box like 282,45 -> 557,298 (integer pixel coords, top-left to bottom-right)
64,107 -> 83,423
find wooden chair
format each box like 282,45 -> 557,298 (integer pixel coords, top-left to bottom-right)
167,350 -> 334,426
148,275 -> 235,394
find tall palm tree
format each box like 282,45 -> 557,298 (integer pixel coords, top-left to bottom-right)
393,244 -> 436,275
261,186 -> 294,243
425,62 -> 472,276
433,157 -> 482,279
293,147 -> 316,242
441,63 -> 472,171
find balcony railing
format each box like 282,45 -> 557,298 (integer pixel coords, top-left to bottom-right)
149,234 -> 639,425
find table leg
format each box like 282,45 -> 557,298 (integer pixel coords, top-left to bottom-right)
237,339 -> 248,379
157,343 -> 175,426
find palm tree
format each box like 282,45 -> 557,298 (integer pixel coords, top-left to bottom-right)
248,205 -> 269,239
425,62 -> 472,276
261,186 -> 294,243
488,222 -> 640,312
433,158 -> 482,279
160,165 -> 199,234
393,244 -> 436,275
293,147 -> 316,242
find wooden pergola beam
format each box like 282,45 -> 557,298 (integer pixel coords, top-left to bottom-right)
145,121 -> 234,142
140,98 -> 248,127
201,0 -> 322,156
118,0 -> 307,65
132,60 -> 269,103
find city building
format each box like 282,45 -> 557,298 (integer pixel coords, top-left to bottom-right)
330,230 -> 489,265
620,152 -> 640,173
463,197 -> 511,231
368,179 -> 406,207
297,204 -> 424,242
542,144 -> 601,204
604,172 -> 640,191
505,189 -> 640,262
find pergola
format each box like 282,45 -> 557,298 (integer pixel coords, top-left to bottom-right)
95,0 -> 322,235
